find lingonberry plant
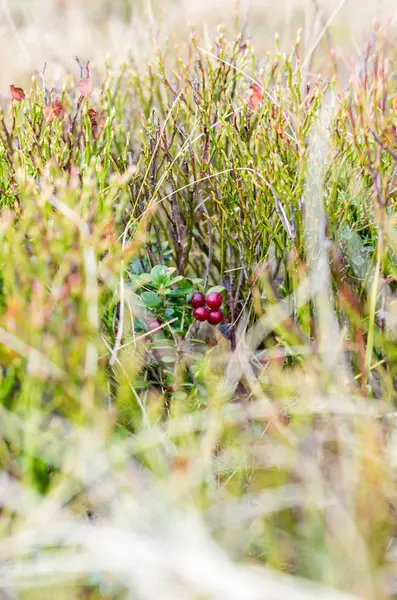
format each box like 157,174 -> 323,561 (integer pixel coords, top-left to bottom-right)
128,264 -> 203,339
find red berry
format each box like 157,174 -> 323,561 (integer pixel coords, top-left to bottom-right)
191,292 -> 205,309
207,310 -> 224,325
148,319 -> 161,332
193,306 -> 209,322
206,291 -> 223,310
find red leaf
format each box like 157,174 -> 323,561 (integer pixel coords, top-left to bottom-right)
10,85 -> 25,102
247,83 -> 262,111
78,78 -> 92,99
43,107 -> 53,122
87,108 -> 98,128
52,98 -> 63,116
87,108 -> 105,139
44,98 -> 63,122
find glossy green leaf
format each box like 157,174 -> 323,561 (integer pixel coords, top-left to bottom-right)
140,291 -> 162,308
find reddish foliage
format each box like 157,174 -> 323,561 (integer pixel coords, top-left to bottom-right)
78,78 -> 92,99
171,456 -> 190,475
44,98 -> 63,122
87,108 -> 105,139
87,108 -> 98,127
10,85 -> 25,102
100,222 -> 115,246
247,83 -> 262,111
383,125 -> 397,147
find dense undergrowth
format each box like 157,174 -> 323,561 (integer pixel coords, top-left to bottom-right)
2,26 -> 397,599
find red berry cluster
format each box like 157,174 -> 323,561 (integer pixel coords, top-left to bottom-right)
191,292 -> 224,325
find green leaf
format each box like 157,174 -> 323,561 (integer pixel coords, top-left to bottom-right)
140,291 -> 162,308
166,278 -> 194,297
151,264 -> 174,286
168,276 -> 184,286
167,286 -> 193,297
129,273 -> 152,288
161,355 -> 176,364
133,380 -> 151,390
206,285 -> 225,294
133,319 -> 145,333
130,258 -> 147,275
151,340 -> 174,350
